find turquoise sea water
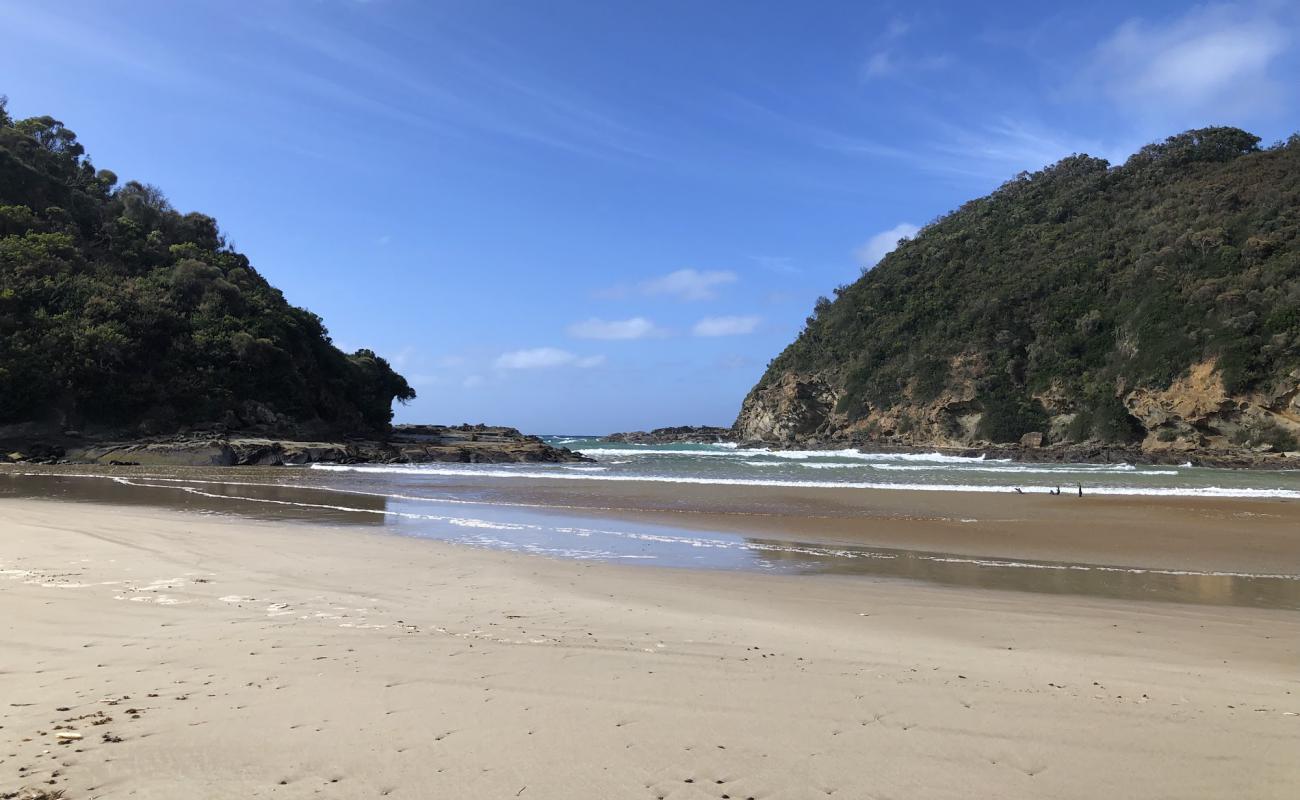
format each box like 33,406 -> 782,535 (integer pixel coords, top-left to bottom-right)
311,436 -> 1300,499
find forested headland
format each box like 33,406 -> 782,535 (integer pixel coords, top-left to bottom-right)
0,97 -> 414,439
738,127 -> 1300,460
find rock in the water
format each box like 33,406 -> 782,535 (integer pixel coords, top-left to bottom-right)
602,426 -> 736,444
58,424 -> 590,467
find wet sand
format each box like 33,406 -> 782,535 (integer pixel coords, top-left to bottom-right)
370,474 -> 1300,574
2,498 -> 1299,799
5,467 -> 1300,577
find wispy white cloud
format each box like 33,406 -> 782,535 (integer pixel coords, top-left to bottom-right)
1090,3 -> 1293,120
0,2 -> 218,92
387,345 -> 415,368
728,94 -> 1091,182
692,315 -> 761,337
723,93 -> 913,163
750,255 -> 800,275
596,268 -> 740,302
919,116 -> 1130,181
863,51 -> 896,79
856,222 -> 920,268
494,347 -> 605,369
859,16 -> 952,82
566,317 -> 665,340
462,374 -> 485,388
640,269 -> 738,302
232,6 -> 661,164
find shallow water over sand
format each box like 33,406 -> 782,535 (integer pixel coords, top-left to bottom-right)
3,466 -> 1298,610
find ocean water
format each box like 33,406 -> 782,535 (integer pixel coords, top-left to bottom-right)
313,435 -> 1300,500
4,438 -> 1300,609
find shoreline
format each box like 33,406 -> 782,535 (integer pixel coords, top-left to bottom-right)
311,470 -> 1300,575
596,432 -> 1300,470
2,499 -> 1298,798
5,465 -> 1300,577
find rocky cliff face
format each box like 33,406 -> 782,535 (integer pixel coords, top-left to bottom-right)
1122,362 -> 1300,454
735,354 -> 991,447
733,375 -> 841,444
734,359 -> 1300,463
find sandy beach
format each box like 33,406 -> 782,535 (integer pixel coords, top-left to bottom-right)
2,498 -> 1298,799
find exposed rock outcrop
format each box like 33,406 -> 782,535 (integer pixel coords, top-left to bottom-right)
734,359 -> 1300,466
1123,362 -> 1300,454
386,424 -> 588,464
733,374 -> 841,444
602,426 -> 736,444
1,424 -> 589,467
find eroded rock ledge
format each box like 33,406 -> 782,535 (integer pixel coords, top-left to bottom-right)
1,424 -> 590,467
602,426 -> 737,444
731,362 -> 1300,469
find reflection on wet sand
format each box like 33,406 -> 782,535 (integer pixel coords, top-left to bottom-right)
747,537 -> 1300,610
0,473 -> 388,526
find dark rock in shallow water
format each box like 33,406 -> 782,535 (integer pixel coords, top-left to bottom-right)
387,424 -> 590,463
15,423 -> 591,468
602,426 -> 736,444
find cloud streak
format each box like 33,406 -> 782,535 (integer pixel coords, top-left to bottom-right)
692,316 -> 761,337
640,269 -> 738,301
859,16 -> 952,82
1090,3 -> 1293,120
494,347 -> 605,369
566,317 -> 664,340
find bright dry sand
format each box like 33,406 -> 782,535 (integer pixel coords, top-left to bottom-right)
2,499 -> 1299,799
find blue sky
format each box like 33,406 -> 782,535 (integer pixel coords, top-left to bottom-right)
3,0 -> 1299,433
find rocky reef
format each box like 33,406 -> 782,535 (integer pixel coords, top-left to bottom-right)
0,424 -> 589,467
602,426 -> 736,444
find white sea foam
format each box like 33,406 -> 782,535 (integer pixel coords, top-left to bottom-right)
580,446 -> 1003,463
749,460 -> 1143,473
580,447 -> 748,458
307,463 -> 1300,499
864,464 -> 1178,476
742,448 -> 1004,463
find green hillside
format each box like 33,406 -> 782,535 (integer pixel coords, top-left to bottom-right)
744,127 -> 1300,449
0,98 -> 413,437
